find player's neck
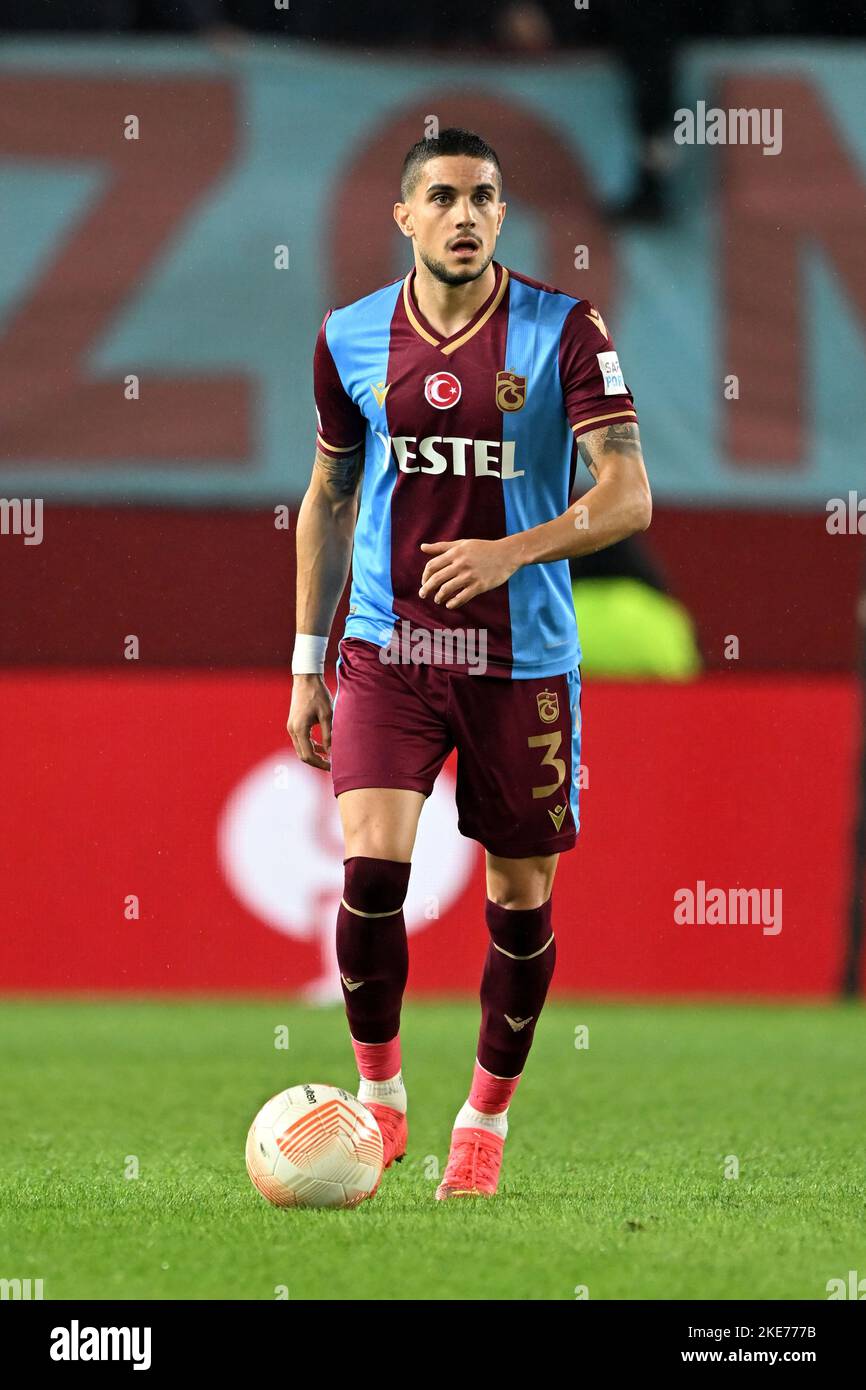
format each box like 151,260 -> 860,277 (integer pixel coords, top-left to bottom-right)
412,260 -> 497,340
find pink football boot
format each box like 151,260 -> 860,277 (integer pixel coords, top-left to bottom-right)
435,1126 -> 504,1200
364,1103 -> 408,1168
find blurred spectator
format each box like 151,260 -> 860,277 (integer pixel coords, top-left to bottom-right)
569,537 -> 702,680
605,2 -> 685,224
496,2 -> 556,53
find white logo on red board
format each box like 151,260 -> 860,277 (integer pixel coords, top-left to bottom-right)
218,755 -> 475,1001
424,372 -> 462,409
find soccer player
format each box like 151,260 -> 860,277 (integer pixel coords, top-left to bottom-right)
288,128 -> 651,1199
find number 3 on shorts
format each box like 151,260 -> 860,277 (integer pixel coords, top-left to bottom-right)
527,732 -> 566,800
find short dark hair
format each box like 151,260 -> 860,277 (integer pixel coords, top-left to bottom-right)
400,128 -> 502,202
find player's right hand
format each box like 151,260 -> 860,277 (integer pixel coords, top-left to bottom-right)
287,675 -> 333,772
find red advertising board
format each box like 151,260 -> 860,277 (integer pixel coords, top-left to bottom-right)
0,672 -> 858,997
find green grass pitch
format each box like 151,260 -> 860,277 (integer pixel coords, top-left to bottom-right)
1,999 -> 863,1301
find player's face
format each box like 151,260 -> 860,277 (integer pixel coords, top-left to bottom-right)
395,156 -> 506,286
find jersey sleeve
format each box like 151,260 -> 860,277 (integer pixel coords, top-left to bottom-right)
313,311 -> 366,459
559,301 -> 639,440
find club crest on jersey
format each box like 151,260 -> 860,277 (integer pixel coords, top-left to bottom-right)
496,370 -> 527,412
424,371 -> 462,409
536,689 -> 559,723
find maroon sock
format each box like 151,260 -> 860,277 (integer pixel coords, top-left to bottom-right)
476,897 -> 556,1078
336,856 -> 411,1044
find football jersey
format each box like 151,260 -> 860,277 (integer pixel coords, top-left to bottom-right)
313,261 -> 638,679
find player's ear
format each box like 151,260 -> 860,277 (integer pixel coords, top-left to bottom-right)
393,203 -> 414,239
496,200 -> 507,235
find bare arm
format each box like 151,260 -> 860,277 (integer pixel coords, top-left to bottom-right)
419,423 -> 651,608
288,445 -> 363,769
506,421 -> 652,568
295,445 -> 363,633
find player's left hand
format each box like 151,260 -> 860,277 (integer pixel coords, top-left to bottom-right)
419,537 -> 518,609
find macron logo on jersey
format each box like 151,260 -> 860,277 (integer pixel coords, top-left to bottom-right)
373,433 -> 524,479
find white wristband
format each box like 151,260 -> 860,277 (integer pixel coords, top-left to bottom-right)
292,633 -> 328,675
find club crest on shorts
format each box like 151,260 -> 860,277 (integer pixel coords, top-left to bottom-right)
536,689 -> 559,723
496,369 -> 526,412
424,371 -> 461,409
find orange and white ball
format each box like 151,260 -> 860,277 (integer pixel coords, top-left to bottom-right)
246,1084 -> 384,1209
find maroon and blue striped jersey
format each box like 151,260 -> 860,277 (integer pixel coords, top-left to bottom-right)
314,261 -> 638,679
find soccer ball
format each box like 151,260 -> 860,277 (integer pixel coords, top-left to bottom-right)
245,1083 -> 384,1209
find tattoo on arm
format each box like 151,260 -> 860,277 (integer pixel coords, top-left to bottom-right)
314,446 -> 363,497
577,422 -> 642,479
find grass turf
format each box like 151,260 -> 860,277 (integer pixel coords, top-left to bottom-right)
0,999 -> 864,1301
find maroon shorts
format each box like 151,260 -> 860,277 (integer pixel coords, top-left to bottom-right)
330,637 -> 582,858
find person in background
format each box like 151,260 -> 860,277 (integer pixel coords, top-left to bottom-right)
570,535 -> 702,679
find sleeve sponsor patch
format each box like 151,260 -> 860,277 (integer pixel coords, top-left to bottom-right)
596,351 -> 626,395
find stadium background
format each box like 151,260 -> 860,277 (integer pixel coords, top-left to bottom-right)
1,4 -> 864,1002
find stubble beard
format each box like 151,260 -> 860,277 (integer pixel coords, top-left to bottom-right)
417,244 -> 495,287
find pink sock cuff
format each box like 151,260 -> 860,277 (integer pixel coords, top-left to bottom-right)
352,1034 -> 401,1081
469,1060 -> 521,1114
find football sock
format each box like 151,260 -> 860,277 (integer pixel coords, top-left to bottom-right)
450,902 -> 556,1141
352,1036 -> 407,1114
357,1068 -> 408,1115
336,855 -> 411,1054
476,896 -> 556,1079
450,1061 -> 521,1139
454,1097 -> 509,1140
